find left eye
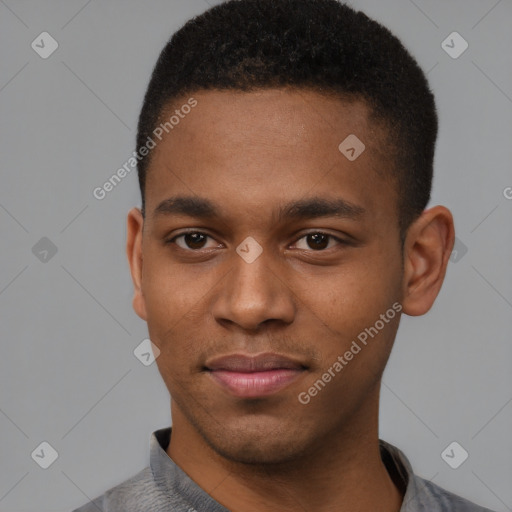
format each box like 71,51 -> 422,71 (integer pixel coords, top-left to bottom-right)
293,232 -> 343,251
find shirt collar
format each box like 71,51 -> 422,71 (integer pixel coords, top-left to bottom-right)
150,427 -> 423,511
150,427 -> 230,512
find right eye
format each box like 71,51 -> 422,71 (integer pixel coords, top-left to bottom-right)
166,231 -> 221,251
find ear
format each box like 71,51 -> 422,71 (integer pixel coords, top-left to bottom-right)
401,205 -> 455,316
126,207 -> 147,321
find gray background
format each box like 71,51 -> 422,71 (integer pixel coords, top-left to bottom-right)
0,0 -> 511,511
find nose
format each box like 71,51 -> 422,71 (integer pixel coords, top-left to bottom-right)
211,245 -> 296,331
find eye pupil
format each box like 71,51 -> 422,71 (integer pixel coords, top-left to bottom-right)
185,233 -> 206,249
307,233 -> 329,250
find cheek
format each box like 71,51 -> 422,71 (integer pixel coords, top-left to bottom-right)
142,250 -> 207,322
305,250 -> 402,362
141,257 -> 201,359
315,256 -> 399,321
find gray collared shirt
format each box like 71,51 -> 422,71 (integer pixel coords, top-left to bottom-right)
73,427 -> 496,512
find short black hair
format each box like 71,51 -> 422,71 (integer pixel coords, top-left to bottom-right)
136,0 -> 437,239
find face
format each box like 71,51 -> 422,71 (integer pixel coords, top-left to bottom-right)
128,88 -> 407,464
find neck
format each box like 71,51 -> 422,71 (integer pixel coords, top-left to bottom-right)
166,394 -> 404,512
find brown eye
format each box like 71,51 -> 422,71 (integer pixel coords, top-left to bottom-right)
170,232 -> 217,250
306,233 -> 329,250
293,232 -> 344,251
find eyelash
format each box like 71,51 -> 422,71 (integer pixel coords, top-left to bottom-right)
165,230 -> 348,252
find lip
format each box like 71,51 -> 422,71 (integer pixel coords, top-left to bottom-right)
205,353 -> 307,398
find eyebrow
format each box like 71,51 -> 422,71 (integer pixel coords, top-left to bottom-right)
153,195 -> 366,222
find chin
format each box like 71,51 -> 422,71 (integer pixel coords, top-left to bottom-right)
212,437 -> 304,466
199,416 -> 312,466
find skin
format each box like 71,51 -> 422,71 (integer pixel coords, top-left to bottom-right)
126,88 -> 455,512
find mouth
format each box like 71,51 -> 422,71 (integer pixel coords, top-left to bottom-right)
204,353 -> 308,398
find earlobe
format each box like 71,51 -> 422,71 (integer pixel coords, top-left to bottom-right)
401,206 -> 455,316
126,207 -> 147,321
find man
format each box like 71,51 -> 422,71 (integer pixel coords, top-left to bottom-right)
73,0 -> 496,510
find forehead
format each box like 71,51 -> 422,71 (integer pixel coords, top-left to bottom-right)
145,88 -> 397,227
159,88 -> 373,153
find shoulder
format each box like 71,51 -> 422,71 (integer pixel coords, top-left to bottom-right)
411,475 -> 498,512
71,494 -> 103,512
378,440 -> 497,512
71,467 -> 164,512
